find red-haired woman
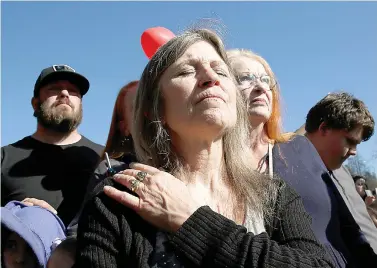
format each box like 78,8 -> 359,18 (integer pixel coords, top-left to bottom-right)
67,81 -> 138,231
102,80 -> 138,162
227,49 -> 291,177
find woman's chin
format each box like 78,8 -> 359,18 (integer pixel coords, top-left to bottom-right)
248,110 -> 271,123
198,110 -> 236,130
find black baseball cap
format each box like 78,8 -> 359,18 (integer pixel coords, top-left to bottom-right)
34,64 -> 90,97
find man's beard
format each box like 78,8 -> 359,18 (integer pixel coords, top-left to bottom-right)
34,99 -> 83,133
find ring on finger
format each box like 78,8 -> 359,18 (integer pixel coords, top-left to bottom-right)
130,179 -> 141,192
135,171 -> 147,182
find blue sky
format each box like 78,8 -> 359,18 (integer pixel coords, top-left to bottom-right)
2,1 -> 377,169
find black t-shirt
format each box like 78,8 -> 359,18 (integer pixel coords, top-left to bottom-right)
1,136 -> 103,226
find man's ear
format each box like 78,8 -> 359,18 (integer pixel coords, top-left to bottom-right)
318,122 -> 328,136
31,97 -> 39,112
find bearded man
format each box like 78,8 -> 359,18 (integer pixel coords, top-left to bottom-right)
1,65 -> 103,226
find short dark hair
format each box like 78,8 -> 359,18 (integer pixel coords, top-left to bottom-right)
305,92 -> 374,141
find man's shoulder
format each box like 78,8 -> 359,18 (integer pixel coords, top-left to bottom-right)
76,136 -> 104,155
78,135 -> 103,148
333,165 -> 352,178
2,136 -> 33,150
2,136 -> 36,160
280,134 -> 312,148
275,135 -> 308,153
274,135 -> 323,164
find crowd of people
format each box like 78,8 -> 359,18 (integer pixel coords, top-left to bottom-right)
1,27 -> 377,268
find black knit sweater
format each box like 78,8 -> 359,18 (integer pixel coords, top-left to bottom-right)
74,177 -> 336,268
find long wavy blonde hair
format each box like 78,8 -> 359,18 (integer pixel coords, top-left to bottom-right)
132,28 -> 279,220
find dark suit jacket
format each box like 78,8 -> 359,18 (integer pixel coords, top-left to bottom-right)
332,166 -> 377,253
273,135 -> 376,267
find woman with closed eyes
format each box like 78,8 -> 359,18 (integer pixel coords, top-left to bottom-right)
74,29 -> 335,268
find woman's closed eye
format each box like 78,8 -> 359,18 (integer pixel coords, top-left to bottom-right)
176,66 -> 196,76
213,68 -> 228,77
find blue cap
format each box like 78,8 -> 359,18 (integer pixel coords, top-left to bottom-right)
1,201 -> 66,267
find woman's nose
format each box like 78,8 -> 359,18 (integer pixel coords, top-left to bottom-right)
199,79 -> 220,88
198,67 -> 220,89
253,81 -> 270,93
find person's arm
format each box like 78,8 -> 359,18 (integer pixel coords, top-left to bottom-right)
103,163 -> 335,267
66,164 -> 107,234
67,159 -> 128,234
73,179 -> 130,268
169,185 -> 336,268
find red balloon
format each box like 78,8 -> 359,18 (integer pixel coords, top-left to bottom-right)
141,27 -> 175,59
